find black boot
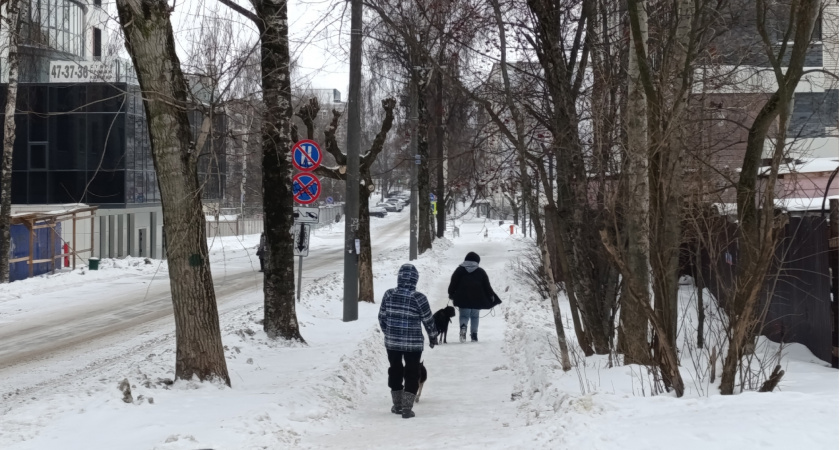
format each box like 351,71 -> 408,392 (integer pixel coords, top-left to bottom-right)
401,391 -> 417,418
471,332 -> 478,342
390,390 -> 403,414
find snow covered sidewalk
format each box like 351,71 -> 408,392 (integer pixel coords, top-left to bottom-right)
1,212 -> 837,450
300,218 -> 528,448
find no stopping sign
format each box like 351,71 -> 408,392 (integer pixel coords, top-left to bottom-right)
293,172 -> 321,205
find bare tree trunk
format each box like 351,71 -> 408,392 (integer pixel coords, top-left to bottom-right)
546,205 -> 593,355
434,58 -> 446,238
619,0 -> 651,365
358,181 -> 374,302
696,241 -> 705,349
720,0 -> 820,395
252,0 -> 304,341
116,0 -> 229,384
417,71 -> 433,253
0,0 -> 22,284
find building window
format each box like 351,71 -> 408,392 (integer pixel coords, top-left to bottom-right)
30,143 -> 48,170
21,0 -> 86,58
93,28 -> 102,60
94,0 -> 102,6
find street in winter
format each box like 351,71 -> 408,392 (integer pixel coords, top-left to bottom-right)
0,0 -> 838,449
1,211 -> 837,449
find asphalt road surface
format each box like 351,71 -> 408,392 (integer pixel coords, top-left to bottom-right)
0,214 -> 408,396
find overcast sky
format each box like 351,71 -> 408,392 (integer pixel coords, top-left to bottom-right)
102,0 -> 351,99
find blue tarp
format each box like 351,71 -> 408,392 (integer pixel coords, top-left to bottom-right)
10,222 -> 62,282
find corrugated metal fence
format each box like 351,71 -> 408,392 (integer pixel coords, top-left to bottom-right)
205,205 -> 344,239
695,215 -> 837,364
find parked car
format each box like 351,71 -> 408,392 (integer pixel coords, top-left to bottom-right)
384,199 -> 404,212
390,196 -> 410,206
369,205 -> 388,218
377,202 -> 400,213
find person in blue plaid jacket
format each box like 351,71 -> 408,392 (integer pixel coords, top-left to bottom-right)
379,263 -> 438,418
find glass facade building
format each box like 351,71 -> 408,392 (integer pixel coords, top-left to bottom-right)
21,0 -> 87,58
0,83 -> 226,206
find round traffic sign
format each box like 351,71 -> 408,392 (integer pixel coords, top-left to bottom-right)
292,140 -> 322,171
293,173 -> 321,205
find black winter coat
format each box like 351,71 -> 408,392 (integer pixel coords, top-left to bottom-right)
447,266 -> 500,310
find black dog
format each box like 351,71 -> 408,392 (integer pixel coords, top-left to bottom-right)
432,306 -> 457,343
416,361 -> 428,403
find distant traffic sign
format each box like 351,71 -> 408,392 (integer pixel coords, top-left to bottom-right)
430,193 -> 437,201
293,173 -> 322,205
292,140 -> 322,171
326,196 -> 334,204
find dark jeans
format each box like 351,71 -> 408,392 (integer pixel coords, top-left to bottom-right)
386,349 -> 422,394
258,255 -> 264,271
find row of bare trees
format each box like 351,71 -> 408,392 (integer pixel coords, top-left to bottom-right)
357,0 -> 829,396
1,0 -> 829,394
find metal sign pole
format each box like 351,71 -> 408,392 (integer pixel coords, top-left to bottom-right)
296,255 -> 304,301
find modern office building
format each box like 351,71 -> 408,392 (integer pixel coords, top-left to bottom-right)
1,1 -> 227,277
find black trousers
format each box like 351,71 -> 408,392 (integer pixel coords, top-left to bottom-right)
386,349 -> 422,394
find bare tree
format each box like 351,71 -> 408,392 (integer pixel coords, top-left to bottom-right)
216,0 -> 304,341
116,0 -> 230,385
0,0 -> 21,284
720,0 -> 822,395
619,0 -> 651,365
295,97 -> 397,303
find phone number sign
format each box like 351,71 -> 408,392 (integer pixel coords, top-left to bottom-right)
49,61 -> 116,83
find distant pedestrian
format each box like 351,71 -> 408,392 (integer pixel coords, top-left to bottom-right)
447,252 -> 501,343
256,232 -> 266,272
379,263 -> 438,418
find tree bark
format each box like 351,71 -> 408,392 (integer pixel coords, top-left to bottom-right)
253,0 -> 304,341
434,57 -> 447,238
620,0 -> 651,365
116,0 -> 230,384
417,70 -> 433,253
0,0 -> 22,284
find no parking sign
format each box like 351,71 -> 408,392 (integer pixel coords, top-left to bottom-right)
292,140 -> 322,171
292,140 -> 322,205
293,172 -> 321,205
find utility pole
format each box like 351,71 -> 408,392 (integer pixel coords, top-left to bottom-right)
343,0 -> 362,321
409,71 -> 419,261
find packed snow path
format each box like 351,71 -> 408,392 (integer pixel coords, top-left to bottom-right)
301,223 -> 527,448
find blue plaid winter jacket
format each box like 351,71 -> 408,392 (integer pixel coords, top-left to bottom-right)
379,264 -> 438,352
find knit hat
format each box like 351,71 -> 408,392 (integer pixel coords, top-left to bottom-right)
464,252 -> 480,263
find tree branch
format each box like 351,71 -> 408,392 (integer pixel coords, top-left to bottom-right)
323,109 -> 347,166
295,97 -> 319,140
361,98 -> 396,170
216,0 -> 260,26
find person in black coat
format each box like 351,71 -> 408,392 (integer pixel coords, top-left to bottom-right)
256,232 -> 266,272
447,252 -> 501,342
